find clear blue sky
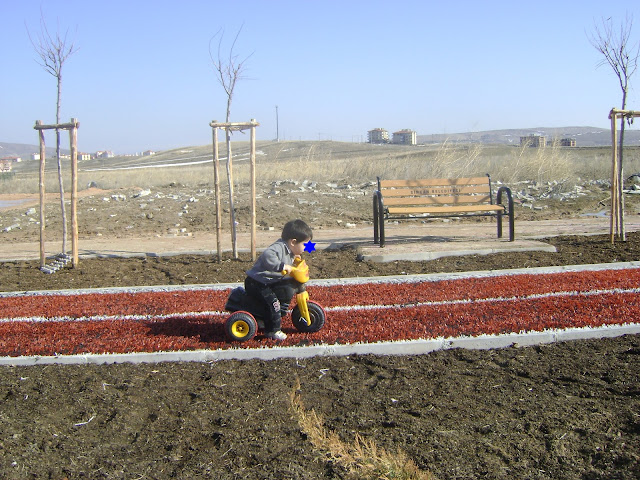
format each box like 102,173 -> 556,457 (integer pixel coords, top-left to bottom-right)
1,0 -> 639,153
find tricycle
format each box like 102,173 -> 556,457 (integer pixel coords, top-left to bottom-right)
223,257 -> 326,342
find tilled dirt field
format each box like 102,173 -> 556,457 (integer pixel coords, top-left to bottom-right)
1,184 -> 640,479
0,336 -> 638,479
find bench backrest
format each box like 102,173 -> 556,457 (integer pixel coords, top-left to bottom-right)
377,175 -> 495,207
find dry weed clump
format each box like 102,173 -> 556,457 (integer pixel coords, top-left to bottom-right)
494,141 -> 573,185
289,377 -> 436,480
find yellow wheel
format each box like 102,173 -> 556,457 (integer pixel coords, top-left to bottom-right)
225,311 -> 257,342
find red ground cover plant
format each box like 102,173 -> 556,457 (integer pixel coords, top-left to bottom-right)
0,268 -> 638,357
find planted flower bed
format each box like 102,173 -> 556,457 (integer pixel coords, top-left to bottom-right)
1,267 -> 638,357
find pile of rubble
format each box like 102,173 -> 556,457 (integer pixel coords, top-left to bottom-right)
40,252 -> 72,274
508,179 -> 611,210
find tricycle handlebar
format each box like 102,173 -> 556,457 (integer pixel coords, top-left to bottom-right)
283,258 -> 310,283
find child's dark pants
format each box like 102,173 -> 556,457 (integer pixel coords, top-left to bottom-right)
244,277 -> 295,333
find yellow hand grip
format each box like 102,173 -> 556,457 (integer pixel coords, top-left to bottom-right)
285,259 -> 310,283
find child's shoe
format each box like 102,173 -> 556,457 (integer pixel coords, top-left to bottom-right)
266,330 -> 287,340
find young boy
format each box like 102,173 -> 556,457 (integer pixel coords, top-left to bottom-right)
244,219 -> 313,340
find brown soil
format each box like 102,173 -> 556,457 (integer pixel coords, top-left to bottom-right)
2,231 -> 640,292
1,184 -> 639,479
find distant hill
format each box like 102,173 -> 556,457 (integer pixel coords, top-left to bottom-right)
417,126 -> 640,147
4,126 -> 640,158
0,142 -> 69,159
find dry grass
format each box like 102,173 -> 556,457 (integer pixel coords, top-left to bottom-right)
494,141 -> 572,185
5,140 -> 640,195
289,377 -> 436,480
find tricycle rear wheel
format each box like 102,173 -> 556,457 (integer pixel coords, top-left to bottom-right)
225,311 -> 258,342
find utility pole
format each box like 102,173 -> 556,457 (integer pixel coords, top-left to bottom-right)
275,105 -> 279,142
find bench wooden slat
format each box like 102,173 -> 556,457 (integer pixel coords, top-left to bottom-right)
379,177 -> 491,188
381,185 -> 491,197
387,204 -> 505,215
384,194 -> 492,206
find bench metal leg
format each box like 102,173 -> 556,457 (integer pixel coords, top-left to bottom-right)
378,197 -> 386,248
497,211 -> 515,241
497,186 -> 515,242
373,192 -> 386,247
373,193 -> 380,244
507,209 -> 515,241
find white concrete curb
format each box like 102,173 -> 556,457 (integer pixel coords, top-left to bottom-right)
3,261 -> 640,298
361,244 -> 557,263
1,323 -> 638,367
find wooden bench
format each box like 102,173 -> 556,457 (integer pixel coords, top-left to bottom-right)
373,174 -> 514,247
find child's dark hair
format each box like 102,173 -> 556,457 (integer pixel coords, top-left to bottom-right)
282,219 -> 313,242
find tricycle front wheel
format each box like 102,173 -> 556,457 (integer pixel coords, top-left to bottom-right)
291,301 -> 326,333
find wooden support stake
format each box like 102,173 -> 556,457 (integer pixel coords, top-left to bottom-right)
609,108 -> 640,243
34,118 -> 81,268
209,119 -> 260,259
620,162 -> 625,242
250,120 -> 257,261
37,121 -> 46,269
69,118 -> 79,267
211,123 -> 222,261
34,121 -> 78,130
610,110 -> 618,243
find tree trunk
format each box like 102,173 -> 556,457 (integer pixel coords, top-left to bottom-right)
226,128 -> 237,258
225,102 -> 238,258
56,75 -> 68,253
619,89 -> 628,241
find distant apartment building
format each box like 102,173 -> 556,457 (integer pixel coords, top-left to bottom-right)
547,137 -> 577,148
0,159 -> 13,172
392,129 -> 417,145
520,134 -> 546,148
96,150 -> 115,158
367,128 -> 389,144
559,138 -> 576,147
31,152 -> 91,161
1,156 -> 21,163
1,157 -> 22,172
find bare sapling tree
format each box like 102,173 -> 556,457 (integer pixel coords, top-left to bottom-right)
27,13 -> 78,254
589,14 -> 640,178
209,26 -> 253,258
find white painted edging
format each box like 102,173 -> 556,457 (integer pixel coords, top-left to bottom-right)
1,323 -> 638,367
361,244 -> 557,263
4,261 -> 640,299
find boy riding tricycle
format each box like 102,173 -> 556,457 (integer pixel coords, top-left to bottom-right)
223,219 -> 326,342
